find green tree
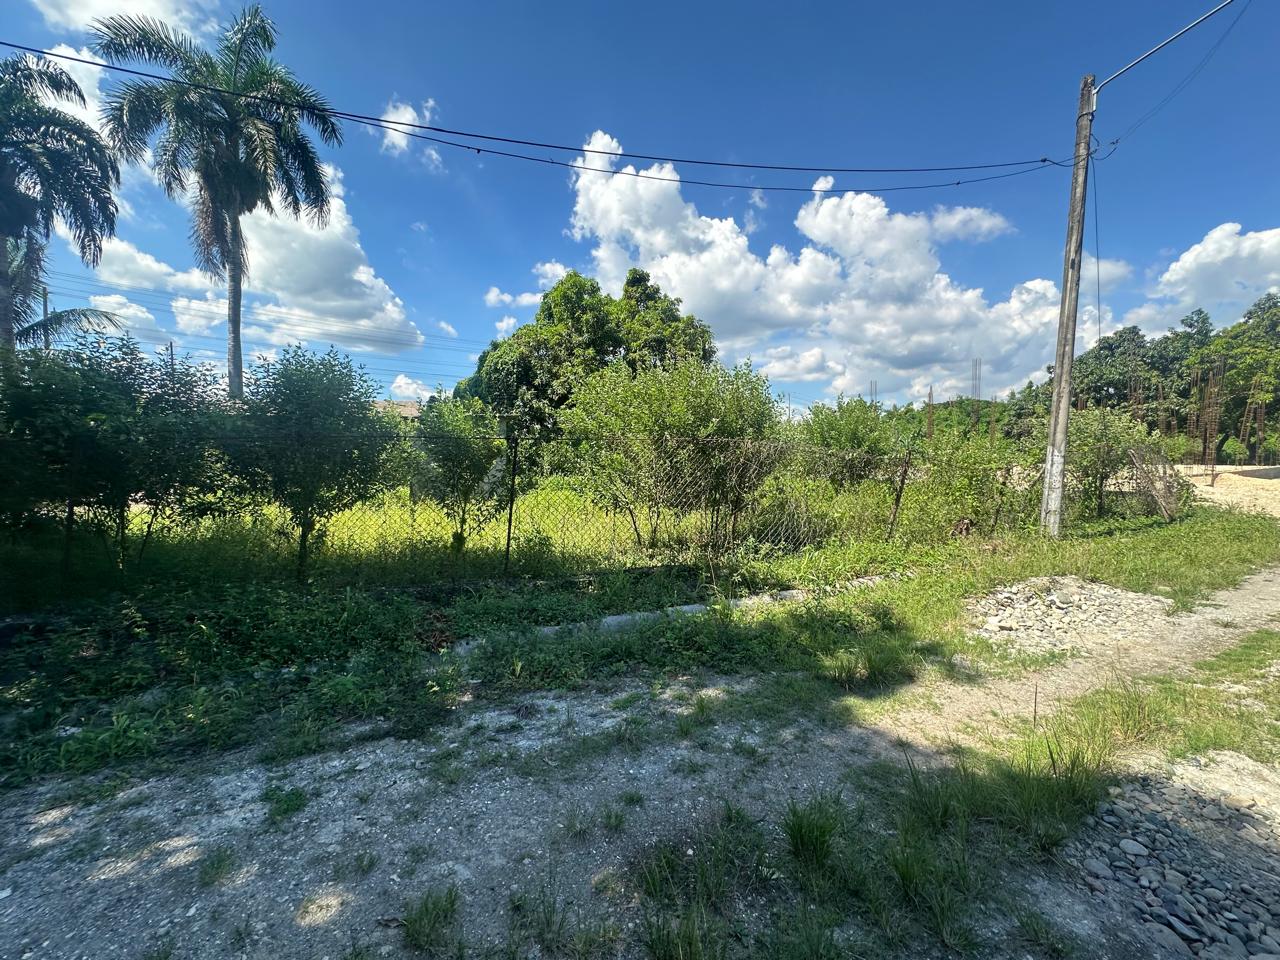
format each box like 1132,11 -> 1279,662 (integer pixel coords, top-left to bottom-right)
799,397 -> 893,486
414,397 -> 508,553
233,347 -> 392,575
1195,294 -> 1280,458
456,269 -> 714,438
613,269 -> 715,371
93,7 -> 342,398
1,336 -> 224,571
0,53 -> 119,350
1063,407 -> 1152,518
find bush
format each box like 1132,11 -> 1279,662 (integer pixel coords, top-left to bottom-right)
1063,408 -> 1153,519
413,397 -> 509,552
563,359 -> 780,550
230,347 -> 395,575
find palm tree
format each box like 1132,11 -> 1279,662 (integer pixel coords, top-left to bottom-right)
3,237 -> 120,348
0,54 -> 119,351
92,8 -> 343,398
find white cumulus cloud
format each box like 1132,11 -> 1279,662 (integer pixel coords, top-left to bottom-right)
436,320 -> 458,337
563,131 -> 1057,402
495,316 -> 518,336
389,374 -> 436,401
170,293 -> 229,335
59,166 -> 422,355
378,98 -> 442,169
929,205 -> 1014,242
28,0 -> 220,34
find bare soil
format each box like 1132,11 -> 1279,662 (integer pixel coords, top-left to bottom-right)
2,570 -> 1280,959
1187,469 -> 1280,519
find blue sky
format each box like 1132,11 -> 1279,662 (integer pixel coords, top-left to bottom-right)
12,0 -> 1280,406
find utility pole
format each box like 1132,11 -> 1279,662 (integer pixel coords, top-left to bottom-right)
1038,74 -> 1095,537
1038,0 -> 1241,535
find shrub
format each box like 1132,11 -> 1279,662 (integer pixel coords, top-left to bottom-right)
1063,408 -> 1153,519
563,359 -> 780,550
413,397 -> 509,552
230,347 -> 395,575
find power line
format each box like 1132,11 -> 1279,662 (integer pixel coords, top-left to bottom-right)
2,40 -> 1069,196
1101,0 -> 1252,151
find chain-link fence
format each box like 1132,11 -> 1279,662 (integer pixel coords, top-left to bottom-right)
2,427 -> 1188,605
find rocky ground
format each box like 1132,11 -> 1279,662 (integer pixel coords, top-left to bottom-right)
969,575 -> 1173,658
1066,752 -> 1280,959
1,563 -> 1279,959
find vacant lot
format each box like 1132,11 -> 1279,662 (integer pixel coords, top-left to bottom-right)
2,503 -> 1280,960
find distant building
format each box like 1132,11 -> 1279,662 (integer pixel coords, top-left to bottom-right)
376,399 -> 420,420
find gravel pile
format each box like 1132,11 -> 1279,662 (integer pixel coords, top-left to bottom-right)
1066,765 -> 1280,959
969,576 -> 1173,657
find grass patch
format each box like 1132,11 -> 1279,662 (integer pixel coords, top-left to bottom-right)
197,845 -> 237,886
262,785 -> 308,824
403,886 -> 462,956
1048,628 -> 1280,764
782,791 -> 843,873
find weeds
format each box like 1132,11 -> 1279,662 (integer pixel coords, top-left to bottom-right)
403,886 -> 462,956
781,792 -> 842,873
262,785 -> 308,824
640,906 -> 727,960
197,845 -> 237,886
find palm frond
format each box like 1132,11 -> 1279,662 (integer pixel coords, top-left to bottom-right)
90,15 -> 207,74
217,4 -> 278,84
15,309 -> 123,348
0,53 -> 86,106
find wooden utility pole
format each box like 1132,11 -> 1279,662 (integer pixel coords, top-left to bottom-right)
1038,74 -> 1095,537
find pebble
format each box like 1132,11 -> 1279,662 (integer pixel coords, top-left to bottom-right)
1066,770 -> 1280,960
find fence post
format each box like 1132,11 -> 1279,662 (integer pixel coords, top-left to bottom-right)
502,427 -> 519,574
885,443 -> 913,543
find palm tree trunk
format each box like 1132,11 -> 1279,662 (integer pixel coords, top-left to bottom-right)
0,237 -> 14,354
226,219 -> 245,399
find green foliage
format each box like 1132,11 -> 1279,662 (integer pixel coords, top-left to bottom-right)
563,359 -> 780,549
262,785 -> 308,823
782,792 -> 843,872
0,53 -> 118,350
799,397 -> 894,487
198,845 -> 237,886
1063,408 -> 1153,518
1222,436 -> 1247,464
403,886 -> 462,956
232,347 -> 394,572
0,585 -> 460,783
3,238 -> 122,349
457,269 -> 714,438
1,336 -> 228,566
414,397 -> 508,552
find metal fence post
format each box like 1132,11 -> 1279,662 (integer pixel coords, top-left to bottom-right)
502,427 -> 519,574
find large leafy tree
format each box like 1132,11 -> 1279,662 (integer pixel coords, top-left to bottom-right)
456,269 -> 715,437
92,7 -> 343,398
0,53 -> 119,351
